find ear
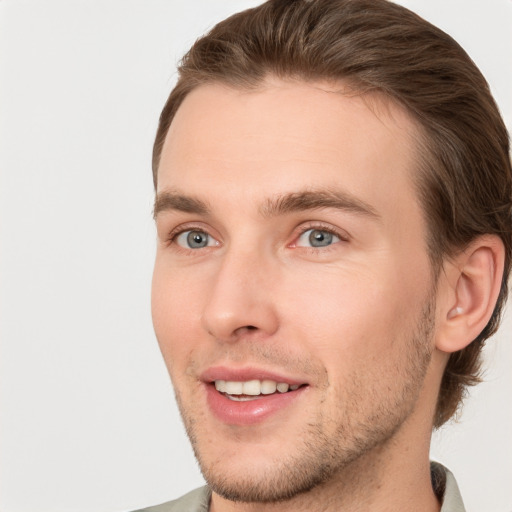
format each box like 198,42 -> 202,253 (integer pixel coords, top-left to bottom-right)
436,235 -> 505,353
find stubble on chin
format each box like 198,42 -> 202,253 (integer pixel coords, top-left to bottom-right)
173,298 -> 435,505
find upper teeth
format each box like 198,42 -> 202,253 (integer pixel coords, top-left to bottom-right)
215,380 -> 300,395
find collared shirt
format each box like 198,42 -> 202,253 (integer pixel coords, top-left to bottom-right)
135,462 -> 466,512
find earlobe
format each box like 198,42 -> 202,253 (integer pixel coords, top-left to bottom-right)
436,236 -> 505,353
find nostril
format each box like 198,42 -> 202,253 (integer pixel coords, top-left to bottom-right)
246,325 -> 257,330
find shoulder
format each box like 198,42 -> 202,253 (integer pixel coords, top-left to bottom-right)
133,486 -> 211,512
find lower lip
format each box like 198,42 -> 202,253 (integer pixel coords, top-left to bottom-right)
205,384 -> 307,425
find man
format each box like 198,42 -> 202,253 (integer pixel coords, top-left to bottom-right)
141,0 -> 512,510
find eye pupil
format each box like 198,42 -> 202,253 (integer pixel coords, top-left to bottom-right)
309,229 -> 333,247
187,231 -> 208,248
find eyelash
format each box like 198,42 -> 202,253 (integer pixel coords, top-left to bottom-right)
166,222 -> 348,252
166,223 -> 216,250
291,222 -> 348,250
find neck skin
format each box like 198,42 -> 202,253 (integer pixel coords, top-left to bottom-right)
209,350 -> 447,512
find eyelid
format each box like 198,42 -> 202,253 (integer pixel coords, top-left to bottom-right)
166,222 -> 220,247
289,222 -> 349,248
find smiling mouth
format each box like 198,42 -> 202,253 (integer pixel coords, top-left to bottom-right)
214,379 -> 306,401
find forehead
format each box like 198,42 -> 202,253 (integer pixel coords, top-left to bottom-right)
157,79 -> 422,225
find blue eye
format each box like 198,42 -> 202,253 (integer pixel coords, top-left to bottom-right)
296,229 -> 340,248
175,230 -> 217,249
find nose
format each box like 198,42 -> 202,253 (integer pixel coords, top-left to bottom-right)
201,247 -> 279,343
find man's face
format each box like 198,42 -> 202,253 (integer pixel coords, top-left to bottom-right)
152,80 -> 438,502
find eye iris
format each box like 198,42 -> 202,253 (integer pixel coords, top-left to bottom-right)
309,229 -> 333,247
187,231 -> 208,248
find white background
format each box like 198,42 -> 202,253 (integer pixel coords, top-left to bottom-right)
1,1 -> 511,511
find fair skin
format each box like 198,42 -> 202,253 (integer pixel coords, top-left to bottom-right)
151,79 -> 503,512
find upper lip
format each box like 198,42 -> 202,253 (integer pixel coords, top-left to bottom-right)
201,366 -> 309,386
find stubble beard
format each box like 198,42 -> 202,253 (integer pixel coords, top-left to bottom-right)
173,298 -> 436,504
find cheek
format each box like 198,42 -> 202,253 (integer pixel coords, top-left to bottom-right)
151,261 -> 203,370
279,260 -> 429,369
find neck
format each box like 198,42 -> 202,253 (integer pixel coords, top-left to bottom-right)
210,446 -> 440,512
210,432 -> 440,512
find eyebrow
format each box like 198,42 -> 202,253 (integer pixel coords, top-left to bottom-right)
260,189 -> 380,219
153,188 -> 380,220
153,191 -> 210,219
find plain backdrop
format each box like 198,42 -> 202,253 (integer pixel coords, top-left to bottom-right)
1,1 -> 511,511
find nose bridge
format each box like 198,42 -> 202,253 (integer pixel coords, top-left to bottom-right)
201,241 -> 278,341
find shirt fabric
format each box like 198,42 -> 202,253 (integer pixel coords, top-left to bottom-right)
135,461 -> 465,512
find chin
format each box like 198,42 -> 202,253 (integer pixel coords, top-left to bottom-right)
186,409 -> 377,504
198,438 -> 342,503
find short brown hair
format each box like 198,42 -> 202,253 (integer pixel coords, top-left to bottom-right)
152,0 -> 512,427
